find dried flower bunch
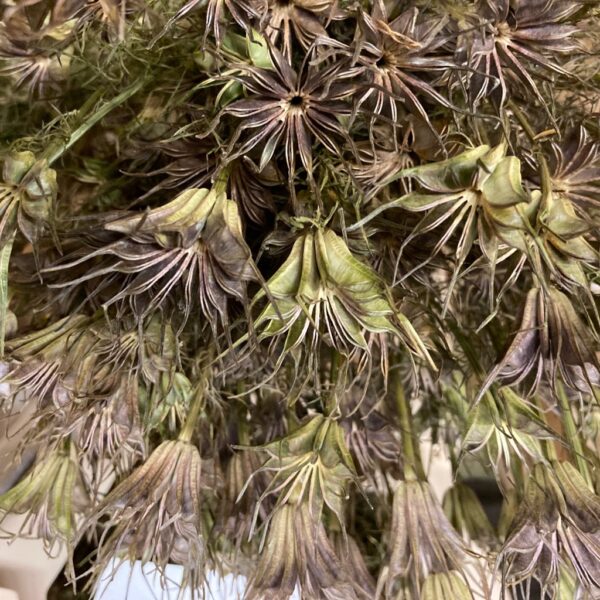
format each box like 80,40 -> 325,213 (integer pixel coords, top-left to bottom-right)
0,0 -> 599,598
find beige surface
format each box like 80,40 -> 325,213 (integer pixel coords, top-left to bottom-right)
0,514 -> 66,600
0,406 -> 66,600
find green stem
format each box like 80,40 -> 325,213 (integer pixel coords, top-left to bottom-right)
44,81 -> 143,166
556,379 -> 592,487
236,383 -> 250,445
237,411 -> 250,445
0,230 -> 16,357
507,101 -> 558,294
534,394 -> 560,463
213,165 -> 231,195
324,348 -> 343,416
393,371 -> 424,480
536,148 -> 554,213
544,438 -> 559,463
179,386 -> 204,443
507,101 -> 537,144
508,100 -> 554,212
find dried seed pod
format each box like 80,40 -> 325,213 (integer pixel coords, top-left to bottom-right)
479,286 -> 600,397
45,186 -> 258,340
331,530 -> 376,599
0,150 -> 57,352
0,151 -> 56,243
342,407 -> 401,484
246,502 -> 359,600
349,144 -> 532,308
217,448 -> 271,552
0,441 -> 88,552
87,439 -> 211,593
421,571 -> 473,600
382,477 -> 470,596
500,461 -> 600,595
463,387 -> 553,471
253,227 -> 434,373
546,126 -> 600,212
536,191 -> 597,290
67,372 -> 145,482
348,6 -> 454,126
443,482 -> 496,547
2,314 -> 94,412
457,0 -> 584,109
247,413 -> 357,526
223,46 -> 354,178
3,314 -> 175,414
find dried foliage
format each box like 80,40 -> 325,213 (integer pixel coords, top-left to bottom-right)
0,0 -> 599,598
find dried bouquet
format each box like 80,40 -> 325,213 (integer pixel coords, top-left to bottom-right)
1,0 -> 600,598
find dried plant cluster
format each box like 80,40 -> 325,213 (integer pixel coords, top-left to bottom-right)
0,0 -> 600,598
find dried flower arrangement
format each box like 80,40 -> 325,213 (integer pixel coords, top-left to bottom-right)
1,0 -> 600,598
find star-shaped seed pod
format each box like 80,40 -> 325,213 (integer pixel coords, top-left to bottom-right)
349,144 -> 532,309
222,46 -> 354,181
2,314 -> 175,415
545,126 -> 600,214
252,226 -> 434,373
499,461 -> 600,595
0,151 -> 56,245
2,314 -> 94,413
462,387 -> 553,472
46,186 -> 258,340
246,413 -> 357,527
0,1 -> 76,98
457,0 -> 585,110
347,5 -> 454,127
532,190 -> 597,291
479,286 -> 600,397
66,372 -> 145,486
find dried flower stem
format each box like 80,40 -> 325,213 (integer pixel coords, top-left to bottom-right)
509,99 -> 554,212
0,231 -> 15,356
508,100 -> 538,145
324,349 -> 343,416
556,379 -> 592,487
178,387 -> 204,443
44,81 -> 144,166
236,391 -> 250,445
393,371 -> 424,480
